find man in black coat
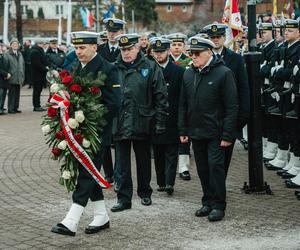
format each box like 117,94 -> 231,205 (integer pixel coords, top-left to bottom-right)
178,36 -> 238,221
51,31 -> 120,236
46,39 -> 66,70
30,40 -> 48,112
0,44 -> 11,115
111,34 -> 168,212
203,23 -> 250,177
150,37 -> 184,195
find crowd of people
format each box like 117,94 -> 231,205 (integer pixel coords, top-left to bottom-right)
2,13 -> 300,237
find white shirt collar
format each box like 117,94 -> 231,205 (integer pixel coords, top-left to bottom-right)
108,42 -> 118,50
171,53 -> 182,62
288,39 -> 299,48
213,47 -> 223,55
199,56 -> 213,72
81,52 -> 97,68
158,59 -> 169,69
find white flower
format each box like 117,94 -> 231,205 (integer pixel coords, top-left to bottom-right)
50,83 -> 60,93
75,110 -> 85,123
82,138 -> 91,148
41,125 -> 51,135
58,140 -> 67,150
62,170 -> 71,180
68,118 -> 79,129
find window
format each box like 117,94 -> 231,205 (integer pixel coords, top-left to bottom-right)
56,5 -> 64,15
166,5 -> 172,12
21,5 -> 28,15
182,5 -> 187,12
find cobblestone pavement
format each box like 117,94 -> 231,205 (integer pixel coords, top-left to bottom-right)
0,87 -> 300,250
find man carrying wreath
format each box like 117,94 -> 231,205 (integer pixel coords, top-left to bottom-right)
51,31 -> 120,236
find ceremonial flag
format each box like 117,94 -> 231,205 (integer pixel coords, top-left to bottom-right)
80,7 -> 94,29
222,0 -> 243,48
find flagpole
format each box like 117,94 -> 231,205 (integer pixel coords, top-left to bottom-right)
3,0 -> 9,44
58,12 -> 62,45
96,0 -> 100,32
66,0 -> 72,46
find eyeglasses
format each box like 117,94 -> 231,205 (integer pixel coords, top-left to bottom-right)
188,50 -> 207,56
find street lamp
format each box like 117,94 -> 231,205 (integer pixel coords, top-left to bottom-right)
243,0 -> 272,194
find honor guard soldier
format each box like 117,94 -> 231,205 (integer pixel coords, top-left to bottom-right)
99,31 -> 108,45
46,38 -> 66,70
51,31 -> 120,236
150,37 -> 185,195
98,18 -> 126,63
267,19 -> 300,173
111,34 -> 168,212
203,23 -> 250,177
178,36 -> 238,221
167,32 -> 192,180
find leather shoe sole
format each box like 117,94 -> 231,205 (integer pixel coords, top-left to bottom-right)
195,206 -> 212,217
111,203 -> 132,212
85,221 -> 110,234
51,223 -> 75,236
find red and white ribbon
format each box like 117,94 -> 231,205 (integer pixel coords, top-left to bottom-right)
50,90 -> 111,189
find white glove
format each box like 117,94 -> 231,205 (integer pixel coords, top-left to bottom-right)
293,65 -> 299,76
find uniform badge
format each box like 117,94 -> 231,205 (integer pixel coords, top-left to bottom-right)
108,20 -> 114,27
141,69 -> 149,77
156,40 -> 161,47
120,36 -> 129,44
212,25 -> 218,33
191,39 -> 198,45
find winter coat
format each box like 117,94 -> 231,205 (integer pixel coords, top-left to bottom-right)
0,53 -> 10,88
113,52 -> 168,141
178,56 -> 238,142
3,49 -> 25,85
46,48 -> 66,70
30,45 -> 48,84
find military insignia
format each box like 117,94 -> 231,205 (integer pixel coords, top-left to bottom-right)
108,20 -> 114,27
141,69 -> 149,77
212,25 -> 218,33
120,36 -> 129,44
156,40 -> 161,47
191,39 -> 198,45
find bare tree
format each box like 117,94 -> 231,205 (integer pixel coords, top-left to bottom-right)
15,0 -> 23,43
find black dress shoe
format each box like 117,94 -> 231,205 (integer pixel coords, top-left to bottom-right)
179,171 -> 191,181
285,180 -> 300,189
8,110 -> 16,114
277,169 -> 287,176
165,185 -> 174,195
281,172 -> 296,179
85,221 -> 110,234
141,197 -> 152,206
105,176 -> 114,184
33,107 -> 46,112
294,189 -> 300,196
195,206 -> 212,217
51,223 -> 75,236
208,209 -> 225,222
15,110 -> 22,113
111,202 -> 131,212
265,164 -> 282,171
157,186 -> 165,192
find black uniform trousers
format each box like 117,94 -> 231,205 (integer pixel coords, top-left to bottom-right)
8,85 -> 20,112
72,147 -> 104,207
224,140 -> 235,178
192,138 -> 226,211
153,143 -> 178,187
0,87 -> 8,110
32,81 -> 44,108
102,146 -> 114,178
178,141 -> 191,155
116,140 -> 153,204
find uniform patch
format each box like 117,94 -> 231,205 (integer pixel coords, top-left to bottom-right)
141,69 -> 149,77
113,84 -> 120,88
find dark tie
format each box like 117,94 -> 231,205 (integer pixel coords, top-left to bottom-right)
111,47 -> 115,54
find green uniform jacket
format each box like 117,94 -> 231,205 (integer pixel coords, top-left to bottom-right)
113,52 -> 168,141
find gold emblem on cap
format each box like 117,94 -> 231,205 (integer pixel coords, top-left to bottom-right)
212,25 -> 218,33
156,40 -> 161,47
120,36 -> 129,43
191,39 -> 198,45
108,20 -> 114,27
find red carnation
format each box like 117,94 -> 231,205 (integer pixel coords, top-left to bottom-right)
70,84 -> 82,94
52,147 -> 62,156
90,86 -> 101,94
74,133 -> 83,144
62,75 -> 73,85
59,70 -> 70,79
173,61 -> 181,65
55,131 -> 65,140
47,107 -> 58,117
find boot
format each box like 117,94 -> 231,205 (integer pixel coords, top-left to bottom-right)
85,200 -> 110,234
266,149 -> 288,170
277,152 -> 295,176
51,203 -> 84,236
263,142 -> 278,161
284,156 -> 300,179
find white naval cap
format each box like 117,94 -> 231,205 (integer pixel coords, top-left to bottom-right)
70,31 -> 99,44
103,18 -> 127,32
188,36 -> 216,50
115,33 -> 140,48
166,33 -> 188,43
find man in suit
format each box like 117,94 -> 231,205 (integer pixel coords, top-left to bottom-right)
203,23 -> 250,177
97,18 -> 126,186
46,38 -> 66,70
150,37 -> 185,195
51,31 -> 120,236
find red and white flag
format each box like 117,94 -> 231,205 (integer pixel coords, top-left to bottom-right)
222,0 -> 243,47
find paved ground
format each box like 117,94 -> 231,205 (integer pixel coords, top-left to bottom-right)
0,87 -> 300,250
